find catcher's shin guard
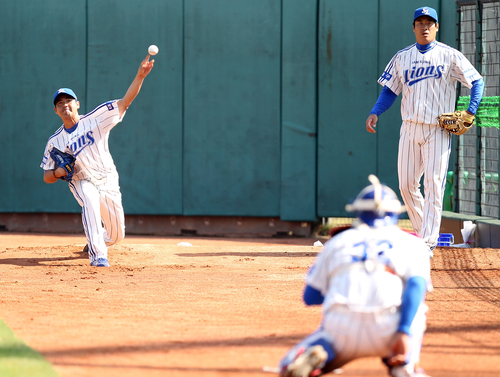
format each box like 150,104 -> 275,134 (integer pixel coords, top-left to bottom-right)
280,345 -> 328,377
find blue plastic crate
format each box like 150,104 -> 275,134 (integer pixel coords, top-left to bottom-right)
437,233 -> 454,247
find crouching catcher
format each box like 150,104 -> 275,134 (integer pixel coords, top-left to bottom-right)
278,175 -> 432,377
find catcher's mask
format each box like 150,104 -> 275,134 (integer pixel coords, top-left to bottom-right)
345,175 -> 405,228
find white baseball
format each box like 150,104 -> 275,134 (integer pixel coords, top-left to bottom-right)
148,45 -> 159,55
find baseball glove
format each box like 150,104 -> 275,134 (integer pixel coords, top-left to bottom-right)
437,110 -> 475,136
49,148 -> 76,182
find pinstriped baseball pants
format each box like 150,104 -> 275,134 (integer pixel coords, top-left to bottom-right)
398,122 -> 452,249
69,174 -> 125,261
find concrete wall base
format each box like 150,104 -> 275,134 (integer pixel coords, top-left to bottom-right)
0,213 -> 313,238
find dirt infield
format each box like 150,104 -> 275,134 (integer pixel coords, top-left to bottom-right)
0,232 -> 499,377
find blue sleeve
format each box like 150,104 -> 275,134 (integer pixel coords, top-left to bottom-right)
398,276 -> 427,334
303,285 -> 324,306
370,86 -> 398,116
467,78 -> 485,115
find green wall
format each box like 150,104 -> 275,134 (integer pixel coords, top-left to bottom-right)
183,0 -> 282,216
0,0 -> 460,221
317,0 -> 380,216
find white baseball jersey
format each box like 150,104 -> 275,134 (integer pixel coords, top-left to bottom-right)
307,225 -> 432,314
378,41 -> 482,126
40,100 -> 125,185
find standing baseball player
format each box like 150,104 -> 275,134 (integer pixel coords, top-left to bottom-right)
365,6 -> 484,256
40,55 -> 154,267
278,175 -> 432,377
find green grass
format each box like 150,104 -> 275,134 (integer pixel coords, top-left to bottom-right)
0,319 -> 59,377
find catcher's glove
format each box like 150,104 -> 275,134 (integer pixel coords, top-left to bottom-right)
49,148 -> 76,182
437,110 -> 475,136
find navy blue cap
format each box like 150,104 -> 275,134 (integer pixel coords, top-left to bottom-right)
53,88 -> 77,105
414,6 -> 438,23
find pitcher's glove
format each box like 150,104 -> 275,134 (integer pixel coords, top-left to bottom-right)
437,110 -> 475,136
49,148 -> 76,182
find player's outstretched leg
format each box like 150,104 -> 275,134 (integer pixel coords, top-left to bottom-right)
279,330 -> 336,377
100,179 -> 125,246
69,179 -> 110,266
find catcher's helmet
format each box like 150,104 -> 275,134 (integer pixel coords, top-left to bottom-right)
345,175 -> 405,228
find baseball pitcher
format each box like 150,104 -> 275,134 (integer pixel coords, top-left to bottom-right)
40,55 -> 154,267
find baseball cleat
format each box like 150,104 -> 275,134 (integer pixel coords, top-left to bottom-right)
428,246 -> 435,258
90,258 -> 110,267
281,345 -> 328,377
414,367 -> 431,377
390,365 -> 431,377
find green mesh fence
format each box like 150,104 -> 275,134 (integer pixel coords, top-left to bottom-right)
457,96 -> 500,128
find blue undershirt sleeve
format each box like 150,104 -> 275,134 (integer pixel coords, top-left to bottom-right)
467,78 -> 485,115
370,86 -> 398,116
303,285 -> 324,306
398,276 -> 427,335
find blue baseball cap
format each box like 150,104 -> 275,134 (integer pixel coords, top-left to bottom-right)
414,6 -> 438,23
53,88 -> 77,105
